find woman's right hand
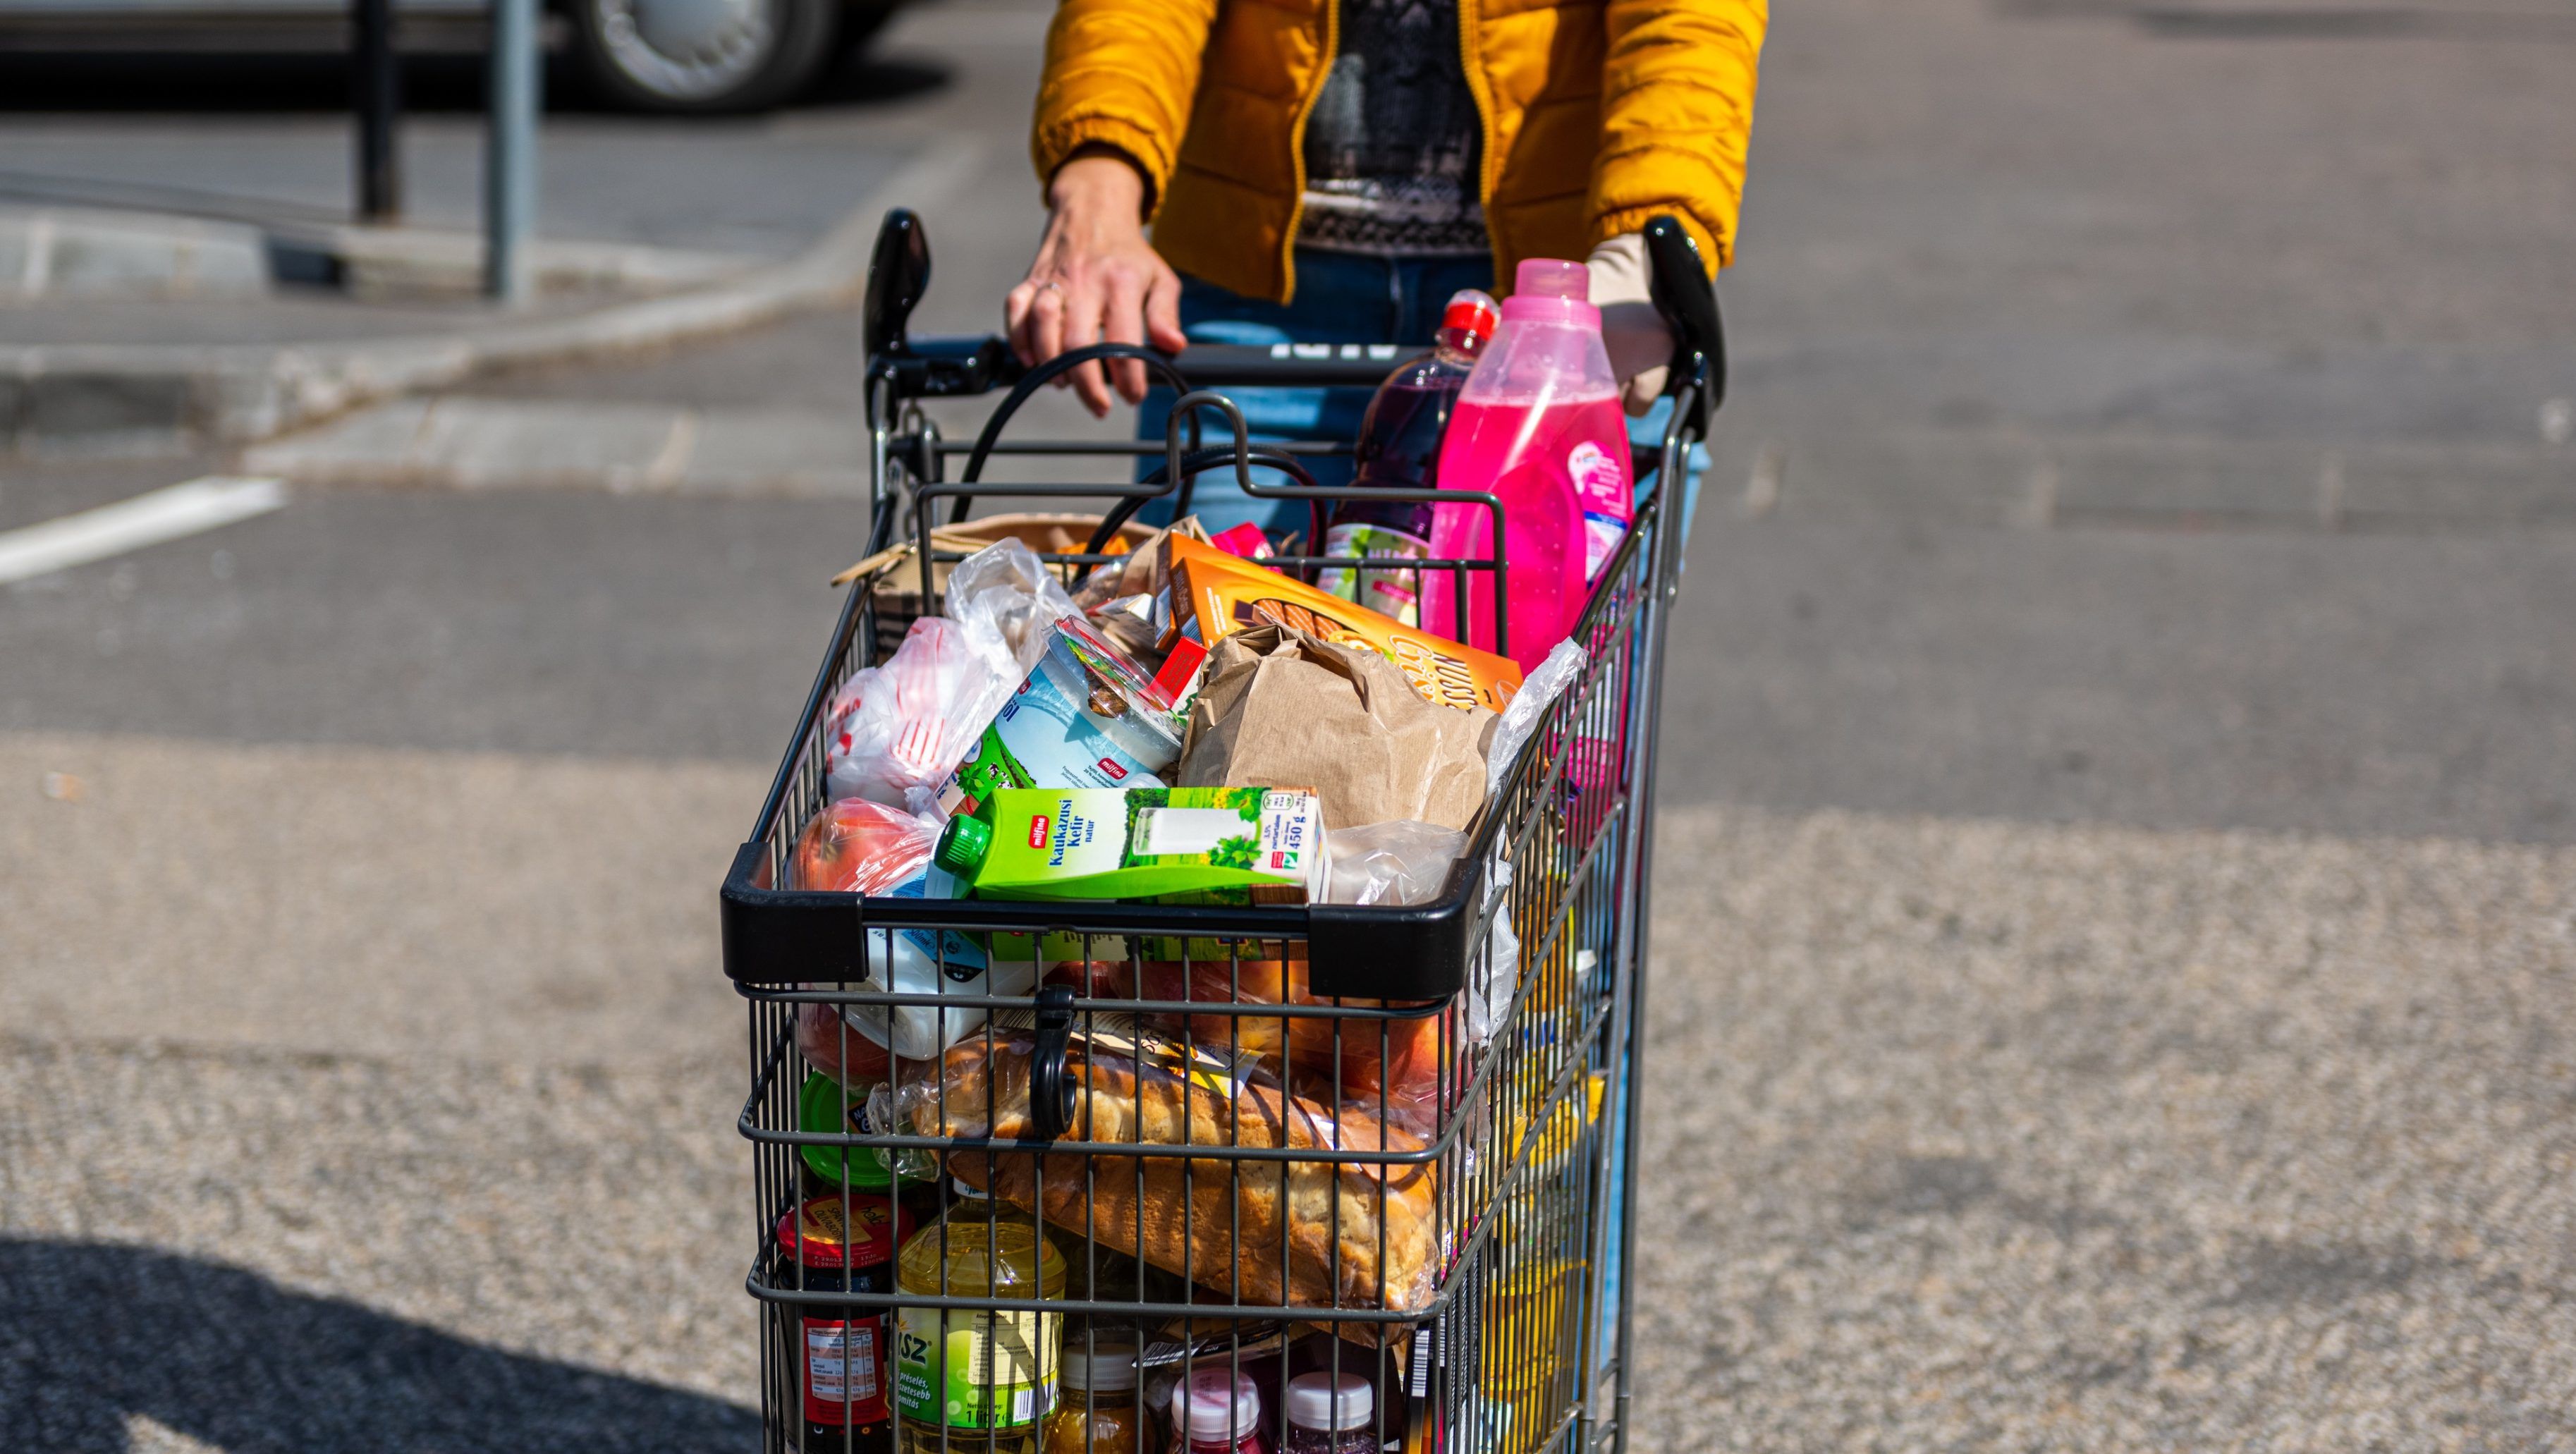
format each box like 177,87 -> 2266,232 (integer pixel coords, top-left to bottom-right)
1005,149 -> 1190,417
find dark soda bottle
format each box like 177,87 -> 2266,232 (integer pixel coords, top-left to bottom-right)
1315,288 -> 1498,626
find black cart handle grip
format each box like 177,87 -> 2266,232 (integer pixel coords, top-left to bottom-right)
1026,984 -> 1079,1144
1642,214 -> 1728,429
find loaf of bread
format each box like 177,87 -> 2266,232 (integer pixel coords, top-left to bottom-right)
1102,955 -> 1449,1138
904,1027 -> 1440,1324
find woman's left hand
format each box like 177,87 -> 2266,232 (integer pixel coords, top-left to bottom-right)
1005,149 -> 1190,417
1588,233 -> 1675,417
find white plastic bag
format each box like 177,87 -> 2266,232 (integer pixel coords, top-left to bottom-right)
822,615 -> 1007,807
823,538 -> 1076,807
1467,852 -> 1518,1047
1484,637 -> 1587,800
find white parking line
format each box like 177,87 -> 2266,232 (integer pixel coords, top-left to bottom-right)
0,475 -> 288,586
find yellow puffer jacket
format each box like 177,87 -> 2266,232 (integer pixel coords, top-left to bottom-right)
1033,0 -> 1766,303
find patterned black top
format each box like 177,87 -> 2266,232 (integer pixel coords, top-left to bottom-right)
1298,0 -> 1490,257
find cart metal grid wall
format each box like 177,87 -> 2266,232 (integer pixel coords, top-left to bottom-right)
719,209 -> 1721,1454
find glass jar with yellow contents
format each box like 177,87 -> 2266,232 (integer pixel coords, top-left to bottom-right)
1041,1339 -> 1145,1454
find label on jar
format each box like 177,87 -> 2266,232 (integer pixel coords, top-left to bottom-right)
803,1316 -> 888,1426
895,1305 -> 1059,1430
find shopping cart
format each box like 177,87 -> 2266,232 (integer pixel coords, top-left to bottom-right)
720,208 -> 1725,1454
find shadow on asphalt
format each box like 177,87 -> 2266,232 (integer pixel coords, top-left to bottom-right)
0,1237 -> 758,1453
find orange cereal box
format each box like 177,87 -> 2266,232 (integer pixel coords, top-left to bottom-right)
1165,533 -> 1522,713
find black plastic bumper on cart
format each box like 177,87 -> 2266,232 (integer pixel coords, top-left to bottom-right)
720,209 -> 1724,1454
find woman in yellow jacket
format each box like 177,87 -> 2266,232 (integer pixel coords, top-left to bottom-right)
1006,0 -> 1766,534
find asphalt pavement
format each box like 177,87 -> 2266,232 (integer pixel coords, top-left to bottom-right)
5,0 -> 2575,1448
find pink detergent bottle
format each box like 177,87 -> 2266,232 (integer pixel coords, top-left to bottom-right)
1422,258 -> 1631,672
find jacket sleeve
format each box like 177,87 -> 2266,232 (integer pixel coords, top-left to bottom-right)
1031,0 -> 1223,217
1589,0 -> 1766,272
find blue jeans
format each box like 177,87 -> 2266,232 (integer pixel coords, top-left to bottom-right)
1137,248 -> 1706,549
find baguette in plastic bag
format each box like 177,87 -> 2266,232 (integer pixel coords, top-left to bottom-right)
892,1022 -> 1439,1328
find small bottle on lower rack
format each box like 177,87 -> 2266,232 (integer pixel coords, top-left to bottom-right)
1169,1367 -> 1266,1454
779,1193 -> 910,1454
1040,1339 -> 1146,1454
1281,1371 -> 1374,1454
894,1179 -> 1068,1454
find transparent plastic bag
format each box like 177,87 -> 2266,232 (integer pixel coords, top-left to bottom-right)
1467,853 -> 1518,1047
790,797 -> 941,893
821,614 -> 1012,807
948,534 -> 1079,668
824,538 -> 1077,807
1484,637 -> 1587,800
1324,821 -> 1467,907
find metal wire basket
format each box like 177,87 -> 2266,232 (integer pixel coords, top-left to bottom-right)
719,209 -> 1724,1454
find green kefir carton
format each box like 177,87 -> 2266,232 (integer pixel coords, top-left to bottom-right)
933,787 -> 1329,905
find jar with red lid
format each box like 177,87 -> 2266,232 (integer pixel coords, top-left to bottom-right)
779,1192 -> 912,1453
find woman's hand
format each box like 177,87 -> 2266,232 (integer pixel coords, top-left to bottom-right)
1587,233 -> 1676,417
1005,149 -> 1190,417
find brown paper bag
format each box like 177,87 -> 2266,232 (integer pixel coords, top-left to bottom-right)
1178,623 -> 1495,831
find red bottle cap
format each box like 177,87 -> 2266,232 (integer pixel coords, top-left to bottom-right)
777,1193 -> 907,1270
1440,289 -> 1499,344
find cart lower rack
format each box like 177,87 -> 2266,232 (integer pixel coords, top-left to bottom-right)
721,209 -> 1723,1454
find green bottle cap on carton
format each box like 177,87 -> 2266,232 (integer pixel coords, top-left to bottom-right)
935,813 -> 991,879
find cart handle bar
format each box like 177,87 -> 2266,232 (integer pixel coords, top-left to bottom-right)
860,206 -> 1725,403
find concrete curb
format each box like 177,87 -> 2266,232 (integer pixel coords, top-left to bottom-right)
298,225 -> 747,300
0,206 -> 271,304
0,138 -> 982,457
240,396 -> 872,497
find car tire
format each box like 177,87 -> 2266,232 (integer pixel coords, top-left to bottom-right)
567,0 -> 840,114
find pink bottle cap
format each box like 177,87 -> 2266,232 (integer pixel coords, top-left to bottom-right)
1502,257 -> 1600,328
1514,258 -> 1590,300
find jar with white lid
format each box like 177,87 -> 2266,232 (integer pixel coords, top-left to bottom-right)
1169,1366 -> 1264,1454
1042,1339 -> 1144,1454
1282,1371 -> 1374,1454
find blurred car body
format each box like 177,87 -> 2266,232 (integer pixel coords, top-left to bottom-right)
0,0 -> 905,111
